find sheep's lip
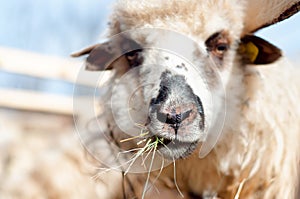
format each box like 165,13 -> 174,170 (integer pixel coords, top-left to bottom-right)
148,135 -> 172,149
148,134 -> 199,159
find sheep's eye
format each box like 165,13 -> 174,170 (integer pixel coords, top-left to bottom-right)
216,43 -> 229,52
125,50 -> 143,67
126,51 -> 139,60
205,31 -> 230,60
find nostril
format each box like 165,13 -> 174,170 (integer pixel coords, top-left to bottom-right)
156,111 -> 168,123
156,109 -> 192,125
181,109 -> 192,121
166,113 -> 177,125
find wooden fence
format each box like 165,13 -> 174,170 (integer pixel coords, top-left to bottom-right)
0,47 -> 111,115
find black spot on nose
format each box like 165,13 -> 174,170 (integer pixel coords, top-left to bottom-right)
151,85 -> 169,106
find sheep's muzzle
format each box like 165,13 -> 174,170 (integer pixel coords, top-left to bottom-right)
147,70 -> 205,159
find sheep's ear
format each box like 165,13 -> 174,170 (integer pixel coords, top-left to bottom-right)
70,44 -> 99,57
71,36 -> 141,71
243,0 -> 300,34
239,35 -> 282,65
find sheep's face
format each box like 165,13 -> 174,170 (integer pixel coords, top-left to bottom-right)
80,2 -> 244,160
87,28 -> 238,160
118,28 -> 232,159
97,1 -> 247,158
75,0 -> 282,160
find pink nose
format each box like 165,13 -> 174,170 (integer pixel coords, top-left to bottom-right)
156,109 -> 192,128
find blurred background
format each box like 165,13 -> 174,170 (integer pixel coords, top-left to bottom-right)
0,0 -> 299,198
0,0 -> 110,57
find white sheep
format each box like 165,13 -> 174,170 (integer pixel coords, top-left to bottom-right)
73,0 -> 300,198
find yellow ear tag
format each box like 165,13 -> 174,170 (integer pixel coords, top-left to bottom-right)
239,42 -> 259,63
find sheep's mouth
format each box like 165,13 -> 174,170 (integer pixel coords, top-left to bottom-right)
148,135 -> 172,148
148,134 -> 199,159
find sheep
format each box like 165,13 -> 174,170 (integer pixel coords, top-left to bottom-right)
73,0 -> 300,198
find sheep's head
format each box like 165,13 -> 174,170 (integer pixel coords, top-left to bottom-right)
73,0 -> 299,161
